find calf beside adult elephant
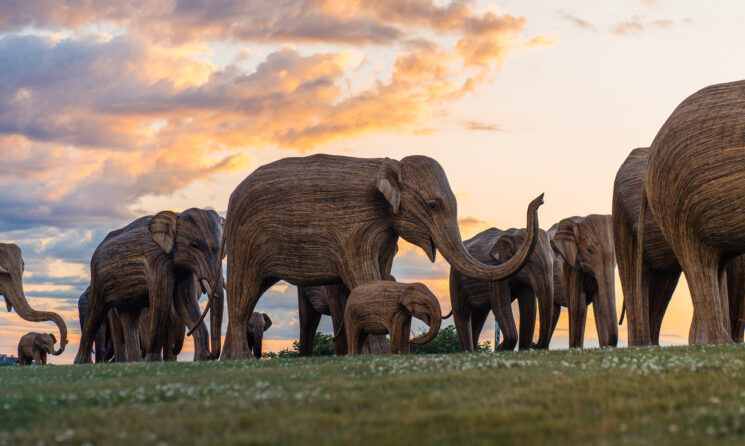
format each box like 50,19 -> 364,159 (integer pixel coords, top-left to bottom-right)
75,208 -> 224,363
449,227 -> 554,352
548,215 -> 618,348
17,332 -> 57,365
0,243 -> 67,355
211,154 -> 543,360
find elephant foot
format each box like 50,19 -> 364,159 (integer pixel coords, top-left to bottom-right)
193,350 -> 211,361
144,353 -> 162,362
689,318 -> 733,345
73,352 -> 92,364
220,344 -> 250,361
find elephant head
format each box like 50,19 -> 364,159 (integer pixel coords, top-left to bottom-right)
491,228 -> 554,349
149,208 -> 225,357
0,244 -> 68,355
246,312 -> 272,358
35,333 -> 57,355
552,215 -> 618,346
400,283 -> 442,345
380,156 -> 543,281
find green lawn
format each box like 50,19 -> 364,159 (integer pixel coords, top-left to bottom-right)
2,344 -> 745,445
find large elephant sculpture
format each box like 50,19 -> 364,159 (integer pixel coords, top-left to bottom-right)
17,332 -> 57,365
75,208 -> 224,363
0,243 -> 67,355
449,227 -> 554,352
638,80 -> 745,344
548,215 -> 618,348
343,281 -> 442,355
213,154 -> 543,360
138,305 -> 187,361
246,312 -> 272,358
78,288 -> 113,362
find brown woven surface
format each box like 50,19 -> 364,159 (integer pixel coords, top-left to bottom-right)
17,332 -> 56,365
548,215 -> 617,348
220,154 -> 542,359
449,228 -> 552,352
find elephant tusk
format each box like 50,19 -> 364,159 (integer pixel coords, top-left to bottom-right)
202,279 -> 212,297
0,265 -> 8,274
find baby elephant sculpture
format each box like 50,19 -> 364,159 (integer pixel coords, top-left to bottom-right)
343,281 -> 442,355
246,312 -> 272,358
18,332 -> 57,365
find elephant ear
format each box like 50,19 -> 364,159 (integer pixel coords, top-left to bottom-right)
262,313 -> 272,331
552,218 -> 580,267
377,158 -> 402,215
399,284 -> 420,314
149,211 -> 179,254
489,233 -> 517,264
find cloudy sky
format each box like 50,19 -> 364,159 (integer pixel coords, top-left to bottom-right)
2,0 -> 744,362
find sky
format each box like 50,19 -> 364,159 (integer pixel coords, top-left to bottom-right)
2,0 -> 744,363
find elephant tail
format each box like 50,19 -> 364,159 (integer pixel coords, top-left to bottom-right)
442,309 -> 453,319
188,218 -> 227,339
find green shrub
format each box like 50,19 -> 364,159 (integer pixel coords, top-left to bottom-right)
410,325 -> 491,354
262,332 -> 335,358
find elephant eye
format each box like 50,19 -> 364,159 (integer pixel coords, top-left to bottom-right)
425,200 -> 439,210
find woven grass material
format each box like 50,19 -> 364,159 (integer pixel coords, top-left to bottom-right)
449,227 -> 552,352
548,215 -> 617,348
75,208 -> 224,363
220,154 -> 543,360
0,243 -> 67,355
344,281 -> 441,355
17,332 -> 56,365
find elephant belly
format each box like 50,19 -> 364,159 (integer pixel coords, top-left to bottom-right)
643,229 -> 680,272
460,280 -> 491,309
363,321 -> 389,335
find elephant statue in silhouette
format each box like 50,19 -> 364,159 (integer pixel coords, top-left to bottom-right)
0,243 -> 67,355
449,227 -> 553,352
343,281 -> 442,355
246,312 -> 272,358
78,288 -> 113,362
75,208 -> 224,363
17,332 -> 57,365
548,215 -> 618,348
212,154 -> 543,360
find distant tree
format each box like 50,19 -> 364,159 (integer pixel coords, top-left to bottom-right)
262,332 -> 335,359
410,325 -> 491,354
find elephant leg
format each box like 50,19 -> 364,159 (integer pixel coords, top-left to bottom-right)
138,307 -> 152,358
167,310 -> 185,361
94,323 -> 106,363
40,352 -> 47,365
326,285 -> 349,356
648,270 -> 681,345
675,241 -> 731,344
395,318 -> 412,355
119,309 -> 143,362
615,213 -> 651,347
718,261 -> 732,340
450,269 -> 475,352
298,287 -> 324,357
470,307 -> 489,351
223,270 -> 271,361
490,281 -> 517,351
727,256 -> 745,342
347,323 -> 363,356
74,288 -> 107,364
173,276 -> 210,361
516,286 -> 537,350
566,267 -> 587,348
108,309 -> 125,362
33,351 -> 42,365
144,263 -> 176,362
548,303 -> 561,344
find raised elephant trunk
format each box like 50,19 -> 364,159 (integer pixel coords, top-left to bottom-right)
410,302 -> 442,345
10,289 -> 68,355
436,194 -> 543,281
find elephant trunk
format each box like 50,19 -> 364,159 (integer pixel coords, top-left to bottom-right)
533,268 -> 555,349
436,195 -> 543,281
10,287 -> 68,355
189,225 -> 226,340
410,299 -> 442,345
209,274 -> 225,359
594,269 -> 618,347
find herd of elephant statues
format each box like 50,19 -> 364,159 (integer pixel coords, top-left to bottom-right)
4,79 -> 745,365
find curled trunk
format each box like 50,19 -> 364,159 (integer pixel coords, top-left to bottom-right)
410,305 -> 442,345
436,195 -> 543,281
11,289 -> 68,355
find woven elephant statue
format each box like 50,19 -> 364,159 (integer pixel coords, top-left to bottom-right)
18,332 -> 57,365
246,312 -> 272,358
343,281 -> 442,355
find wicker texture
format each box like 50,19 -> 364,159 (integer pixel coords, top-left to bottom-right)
449,228 -> 552,352
549,215 -> 617,348
0,243 -> 67,355
220,154 -> 542,360
17,332 -> 56,365
74,209 -> 224,363
343,281 -> 441,355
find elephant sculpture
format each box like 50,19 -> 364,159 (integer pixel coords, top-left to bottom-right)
246,312 -> 272,358
343,281 -> 442,355
637,80 -> 745,344
0,243 -> 67,355
138,305 -> 186,361
78,288 -> 113,362
548,215 -> 618,348
213,154 -> 543,359
75,208 -> 224,363
449,227 -> 554,352
17,332 -> 57,365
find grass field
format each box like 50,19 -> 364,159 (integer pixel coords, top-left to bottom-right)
2,344 -> 745,445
